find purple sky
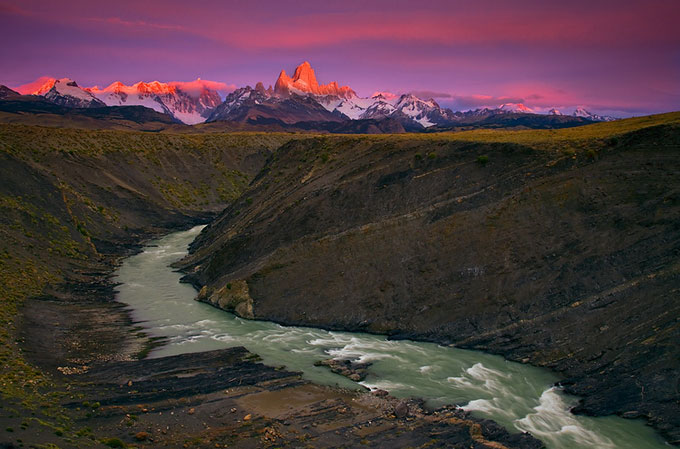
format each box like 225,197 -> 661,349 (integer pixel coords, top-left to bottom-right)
1,0 -> 679,116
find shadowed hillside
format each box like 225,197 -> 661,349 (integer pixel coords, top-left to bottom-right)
179,112 -> 680,443
0,126 -> 297,443
0,123 -> 548,449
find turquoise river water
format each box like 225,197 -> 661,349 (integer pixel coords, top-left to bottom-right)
113,226 -> 669,449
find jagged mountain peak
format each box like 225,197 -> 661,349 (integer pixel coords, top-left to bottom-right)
0,85 -> 20,99
572,107 -> 616,122
133,80 -> 178,95
398,94 -> 439,108
42,78 -> 106,109
274,61 -> 355,99
498,103 -> 533,113
7,66 -> 619,128
291,61 -> 318,89
83,79 -> 224,124
27,77 -> 58,95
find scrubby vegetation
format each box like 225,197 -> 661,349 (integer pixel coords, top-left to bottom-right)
0,124 -> 300,447
181,112 -> 680,442
0,112 -> 679,445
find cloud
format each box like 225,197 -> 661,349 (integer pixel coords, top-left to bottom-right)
84,16 -> 187,32
449,94 -> 527,110
15,76 -> 56,94
169,79 -> 236,97
409,90 -> 452,99
0,3 -> 30,15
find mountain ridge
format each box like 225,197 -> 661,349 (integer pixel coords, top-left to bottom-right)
5,62 -> 621,128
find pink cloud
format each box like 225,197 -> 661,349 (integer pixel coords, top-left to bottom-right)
169,79 -> 236,97
450,94 -> 528,110
410,91 -> 452,99
15,76 -> 56,94
193,3 -> 679,51
2,0 -> 678,116
8,1 -> 679,51
84,16 -> 188,32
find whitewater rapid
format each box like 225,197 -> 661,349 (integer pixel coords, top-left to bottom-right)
113,226 -> 669,449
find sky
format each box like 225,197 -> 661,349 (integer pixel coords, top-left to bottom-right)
1,0 -> 679,116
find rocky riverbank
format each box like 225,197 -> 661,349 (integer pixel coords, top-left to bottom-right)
9,228 -> 543,449
1,124 -> 543,448
178,113 -> 680,444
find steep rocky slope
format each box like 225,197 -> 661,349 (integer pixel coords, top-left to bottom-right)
0,124 -> 543,448
179,112 -> 680,443
0,125 -> 295,439
42,78 -> 106,108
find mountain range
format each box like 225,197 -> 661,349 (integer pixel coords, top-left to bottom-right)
3,62 -> 616,129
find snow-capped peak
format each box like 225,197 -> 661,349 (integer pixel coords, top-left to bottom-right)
573,107 -> 593,118
371,91 -> 400,104
572,107 -> 617,122
85,79 -> 224,124
398,94 -> 439,109
548,108 -> 562,115
14,76 -> 57,95
498,103 -> 533,113
51,78 -> 92,99
33,78 -> 58,95
43,78 -> 105,108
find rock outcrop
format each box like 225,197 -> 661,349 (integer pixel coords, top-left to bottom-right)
274,61 -> 356,99
196,280 -> 254,318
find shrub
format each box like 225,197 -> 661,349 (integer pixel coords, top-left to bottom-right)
101,438 -> 126,448
477,155 -> 489,165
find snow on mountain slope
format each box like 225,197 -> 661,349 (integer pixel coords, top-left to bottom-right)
303,82 -> 455,127
88,82 -> 169,114
269,63 -> 458,127
217,62 -> 462,128
43,78 -> 105,108
207,85 -> 341,124
86,79 -> 223,125
361,99 -> 398,120
498,103 -> 533,113
392,94 -> 441,127
319,95 -> 377,119
9,64 -> 619,127
572,107 -> 616,122
371,92 -> 400,103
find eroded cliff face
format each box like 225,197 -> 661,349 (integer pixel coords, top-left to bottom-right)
179,115 -> 680,443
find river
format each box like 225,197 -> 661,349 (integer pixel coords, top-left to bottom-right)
113,226 -> 669,449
